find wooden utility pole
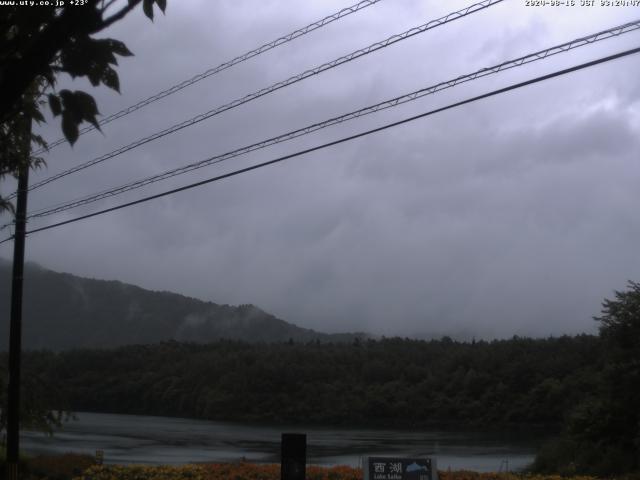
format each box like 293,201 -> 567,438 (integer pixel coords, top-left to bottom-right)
5,114 -> 31,480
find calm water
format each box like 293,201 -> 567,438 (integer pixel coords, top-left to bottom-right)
21,412 -> 543,472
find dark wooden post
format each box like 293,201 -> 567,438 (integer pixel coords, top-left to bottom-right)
281,433 -> 306,480
5,114 -> 31,480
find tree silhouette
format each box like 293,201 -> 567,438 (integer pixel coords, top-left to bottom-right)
0,0 -> 167,211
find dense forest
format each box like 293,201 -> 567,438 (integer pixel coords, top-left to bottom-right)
7,335 -> 601,429
1,279 -> 638,475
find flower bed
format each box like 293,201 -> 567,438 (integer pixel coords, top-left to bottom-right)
72,464 -> 602,480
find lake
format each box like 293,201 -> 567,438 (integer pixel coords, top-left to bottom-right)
21,412 -> 543,472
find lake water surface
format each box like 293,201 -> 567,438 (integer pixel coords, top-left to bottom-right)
21,412 -> 543,472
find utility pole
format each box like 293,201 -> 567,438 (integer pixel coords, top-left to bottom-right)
5,113 -> 31,480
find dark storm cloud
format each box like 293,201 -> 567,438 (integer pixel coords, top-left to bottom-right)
2,0 -> 640,338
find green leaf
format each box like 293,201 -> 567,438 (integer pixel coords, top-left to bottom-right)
59,90 -> 83,123
87,67 -> 101,86
61,111 -> 79,146
32,108 -> 45,124
58,90 -> 73,103
60,36 -> 94,78
58,90 -> 101,135
48,94 -> 62,117
155,0 -> 166,13
105,39 -> 133,57
143,0 -> 154,20
101,68 -> 120,93
73,91 -> 101,131
93,39 -> 117,65
31,133 -> 49,153
74,91 -> 99,115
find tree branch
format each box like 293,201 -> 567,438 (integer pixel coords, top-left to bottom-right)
100,0 -> 142,30
0,1 -> 143,123
100,0 -> 120,15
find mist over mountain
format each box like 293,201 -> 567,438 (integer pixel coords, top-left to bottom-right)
0,260 -> 365,351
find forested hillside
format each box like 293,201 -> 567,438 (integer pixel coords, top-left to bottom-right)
12,335 -> 601,429
0,261 -> 363,350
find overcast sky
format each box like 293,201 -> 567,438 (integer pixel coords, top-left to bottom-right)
2,0 -> 640,338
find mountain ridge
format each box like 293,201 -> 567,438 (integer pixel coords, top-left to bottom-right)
0,261 -> 366,351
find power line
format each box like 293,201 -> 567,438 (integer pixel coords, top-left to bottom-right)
27,19 -> 640,219
20,0 -> 503,197
2,45 -> 636,245
32,0 -> 387,156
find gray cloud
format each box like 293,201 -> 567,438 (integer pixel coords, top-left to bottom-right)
2,0 -> 640,339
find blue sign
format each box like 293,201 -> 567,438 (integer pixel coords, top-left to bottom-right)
366,457 -> 437,480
